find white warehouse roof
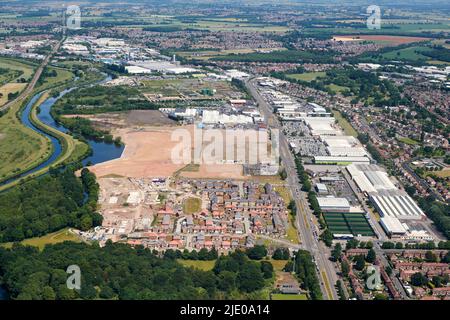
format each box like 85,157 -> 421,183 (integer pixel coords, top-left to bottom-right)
380,216 -> 407,235
369,190 -> 425,220
317,197 -> 350,209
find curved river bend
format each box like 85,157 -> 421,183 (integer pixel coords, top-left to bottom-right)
0,78 -> 124,186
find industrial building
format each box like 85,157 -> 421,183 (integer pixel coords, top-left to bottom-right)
317,197 -> 351,212
369,190 -> 425,221
315,183 -> 328,194
346,163 -> 429,239
202,110 -> 253,125
346,163 -> 397,193
303,117 -> 342,136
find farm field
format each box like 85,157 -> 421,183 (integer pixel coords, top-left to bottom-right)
380,46 -> 431,62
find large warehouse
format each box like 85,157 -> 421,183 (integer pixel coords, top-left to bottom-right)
346,163 -> 397,193
346,163 -> 427,237
317,197 -> 350,212
369,190 -> 425,221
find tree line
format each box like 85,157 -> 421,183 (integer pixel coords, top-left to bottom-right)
0,167 -> 102,243
0,242 -> 274,300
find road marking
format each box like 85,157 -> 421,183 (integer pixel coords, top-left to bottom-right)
321,270 -> 333,300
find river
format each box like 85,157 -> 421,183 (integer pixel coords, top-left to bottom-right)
0,286 -> 8,300
0,76 -> 124,187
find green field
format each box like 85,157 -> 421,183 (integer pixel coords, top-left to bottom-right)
271,293 -> 308,300
326,84 -> 349,94
0,228 -> 81,250
332,110 -> 358,137
177,259 -> 216,271
287,72 -> 325,82
398,136 -> 420,145
0,63 -> 89,191
323,212 -> 374,237
0,57 -> 35,82
380,46 -> 431,62
183,197 -> 202,214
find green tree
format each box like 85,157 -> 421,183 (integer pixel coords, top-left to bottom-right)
260,261 -> 274,279
246,245 -> 267,260
331,243 -> 342,262
366,249 -> 376,263
410,272 -> 428,287
354,255 -> 366,271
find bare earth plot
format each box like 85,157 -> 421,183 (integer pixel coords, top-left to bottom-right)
88,125 -> 249,180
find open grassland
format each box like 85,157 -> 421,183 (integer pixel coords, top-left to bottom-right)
177,259 -> 216,271
0,68 -> 89,191
332,110 -> 358,137
0,57 -> 35,81
432,170 -> 450,178
0,98 -> 52,184
0,82 -> 27,106
287,72 -> 326,82
36,66 -> 75,91
0,228 -> 81,250
177,48 -> 287,61
269,259 -> 288,272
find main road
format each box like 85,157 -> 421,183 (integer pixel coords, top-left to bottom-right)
245,78 -> 339,300
0,38 -> 63,113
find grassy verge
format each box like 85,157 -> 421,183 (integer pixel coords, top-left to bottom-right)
332,110 -> 358,137
271,293 -> 308,300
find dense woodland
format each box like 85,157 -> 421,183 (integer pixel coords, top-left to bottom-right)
213,49 -> 337,64
273,67 -> 409,107
52,85 -> 158,115
0,243 -> 275,300
0,168 -> 102,242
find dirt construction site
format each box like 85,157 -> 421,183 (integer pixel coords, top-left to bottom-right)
88,124 -> 253,180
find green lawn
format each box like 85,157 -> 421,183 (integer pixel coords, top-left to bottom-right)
398,136 -> 420,145
1,228 -> 81,250
268,259 -> 289,272
177,259 -> 216,271
327,84 -> 349,94
183,197 -> 202,214
381,46 -> 430,62
287,72 -> 326,82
